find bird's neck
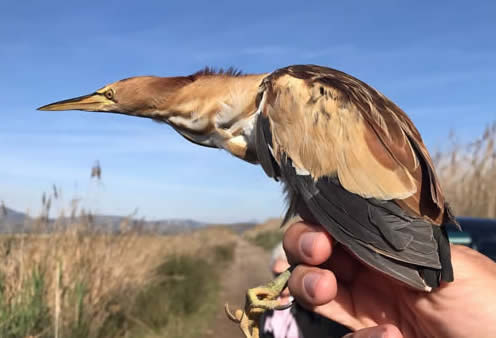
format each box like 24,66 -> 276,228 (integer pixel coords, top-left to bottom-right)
158,73 -> 268,162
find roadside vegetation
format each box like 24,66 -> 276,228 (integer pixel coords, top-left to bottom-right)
247,230 -> 283,251
0,208 -> 236,338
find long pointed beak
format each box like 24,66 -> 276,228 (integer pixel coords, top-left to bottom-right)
38,92 -> 112,112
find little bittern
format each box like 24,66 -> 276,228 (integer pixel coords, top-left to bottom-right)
39,65 -> 458,337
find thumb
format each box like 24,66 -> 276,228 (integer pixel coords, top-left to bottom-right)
343,324 -> 403,338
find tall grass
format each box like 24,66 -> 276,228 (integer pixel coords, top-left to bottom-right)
435,123 -> 496,218
0,203 -> 237,337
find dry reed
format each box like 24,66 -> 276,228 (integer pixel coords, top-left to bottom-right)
435,123 -> 496,218
0,194 -> 237,337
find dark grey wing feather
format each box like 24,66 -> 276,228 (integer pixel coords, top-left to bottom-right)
255,114 -> 280,180
282,157 -> 440,264
279,156 -> 443,289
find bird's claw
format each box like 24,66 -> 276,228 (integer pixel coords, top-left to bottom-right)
274,300 -> 294,311
225,303 -> 260,338
225,268 -> 292,338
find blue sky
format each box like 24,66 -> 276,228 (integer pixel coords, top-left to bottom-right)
1,1 -> 495,223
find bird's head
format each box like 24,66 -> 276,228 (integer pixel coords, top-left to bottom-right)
38,70 -> 268,162
38,76 -> 192,117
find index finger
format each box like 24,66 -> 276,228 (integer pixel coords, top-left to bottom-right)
283,221 -> 334,266
283,221 -> 361,284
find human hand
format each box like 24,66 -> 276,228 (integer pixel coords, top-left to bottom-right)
283,221 -> 496,338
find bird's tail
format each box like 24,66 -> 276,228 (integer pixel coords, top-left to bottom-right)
420,224 -> 454,287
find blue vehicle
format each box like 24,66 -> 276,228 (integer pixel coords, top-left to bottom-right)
449,217 -> 496,261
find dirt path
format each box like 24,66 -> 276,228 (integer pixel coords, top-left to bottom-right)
206,237 -> 273,338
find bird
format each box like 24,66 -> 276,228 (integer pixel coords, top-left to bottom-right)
39,64 -> 458,337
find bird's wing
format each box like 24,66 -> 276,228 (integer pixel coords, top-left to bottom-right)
255,65 -> 453,290
258,65 -> 445,222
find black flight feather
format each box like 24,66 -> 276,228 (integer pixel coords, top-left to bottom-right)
281,156 -> 442,289
255,114 -> 280,180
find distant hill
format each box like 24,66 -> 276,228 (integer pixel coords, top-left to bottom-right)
0,206 -> 30,232
0,205 -> 257,234
216,222 -> 258,234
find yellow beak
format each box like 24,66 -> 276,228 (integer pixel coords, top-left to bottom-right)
37,92 -> 113,112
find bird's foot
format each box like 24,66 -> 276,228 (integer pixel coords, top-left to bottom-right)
225,269 -> 292,338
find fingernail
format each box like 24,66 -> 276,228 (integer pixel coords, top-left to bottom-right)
366,327 -> 388,338
303,272 -> 321,298
342,327 -> 387,338
369,327 -> 387,338
300,232 -> 318,258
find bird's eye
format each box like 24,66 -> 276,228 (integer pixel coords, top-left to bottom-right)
104,89 -> 114,100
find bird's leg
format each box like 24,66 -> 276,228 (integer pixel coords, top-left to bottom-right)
225,268 -> 293,338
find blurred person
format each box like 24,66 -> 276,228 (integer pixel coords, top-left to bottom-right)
283,221 -> 496,338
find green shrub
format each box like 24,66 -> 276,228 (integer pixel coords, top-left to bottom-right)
98,242 -> 236,338
250,231 -> 283,251
213,243 -> 235,262
0,267 -> 51,338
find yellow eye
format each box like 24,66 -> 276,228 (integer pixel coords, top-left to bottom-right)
104,89 -> 114,100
